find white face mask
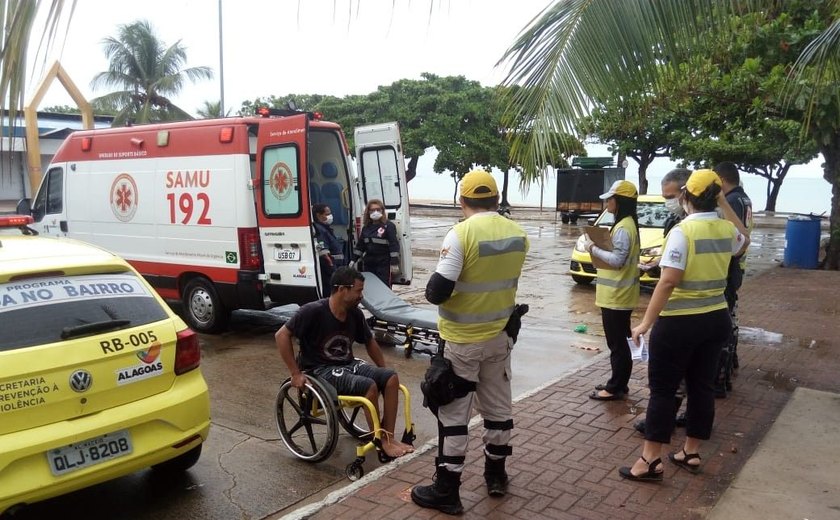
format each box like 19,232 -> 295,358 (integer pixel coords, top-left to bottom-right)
664,197 -> 684,216
324,214 -> 334,225
369,210 -> 383,220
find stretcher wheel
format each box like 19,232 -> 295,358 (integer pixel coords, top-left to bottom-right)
346,461 -> 364,481
337,404 -> 373,439
275,378 -> 339,463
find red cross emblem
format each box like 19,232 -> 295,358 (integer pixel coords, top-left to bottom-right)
110,173 -> 139,222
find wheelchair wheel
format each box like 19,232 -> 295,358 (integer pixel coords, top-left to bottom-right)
275,378 -> 339,463
337,403 -> 373,440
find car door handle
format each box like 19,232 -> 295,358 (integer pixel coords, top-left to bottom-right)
60,221 -> 68,232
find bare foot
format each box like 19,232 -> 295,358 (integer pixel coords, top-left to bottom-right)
380,438 -> 408,458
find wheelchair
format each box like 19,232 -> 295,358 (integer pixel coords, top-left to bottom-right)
274,370 -> 416,480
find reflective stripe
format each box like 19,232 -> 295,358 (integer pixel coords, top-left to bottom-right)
454,278 -> 518,293
478,237 -> 528,257
695,238 -> 732,254
596,276 -> 639,289
389,251 -> 399,258
366,237 -> 389,245
333,254 -> 344,260
484,419 -> 514,430
678,278 -> 726,290
664,294 -> 725,311
438,305 -> 515,324
352,249 -> 362,256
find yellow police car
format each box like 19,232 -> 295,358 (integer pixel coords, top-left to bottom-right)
569,194 -> 668,285
0,215 -> 210,514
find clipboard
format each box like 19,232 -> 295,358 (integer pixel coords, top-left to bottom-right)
585,226 -> 616,270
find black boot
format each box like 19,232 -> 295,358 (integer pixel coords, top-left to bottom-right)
484,455 -> 509,497
411,465 -> 463,515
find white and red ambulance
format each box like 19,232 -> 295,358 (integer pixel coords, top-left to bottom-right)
22,109 -> 412,333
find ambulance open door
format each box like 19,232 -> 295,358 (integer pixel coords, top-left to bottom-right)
354,122 -> 413,285
254,113 -> 322,304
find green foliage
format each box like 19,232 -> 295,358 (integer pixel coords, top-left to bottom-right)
90,20 -> 213,126
240,74 -> 585,204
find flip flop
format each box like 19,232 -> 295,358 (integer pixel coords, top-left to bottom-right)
589,390 -> 625,401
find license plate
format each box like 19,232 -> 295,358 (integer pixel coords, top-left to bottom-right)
47,430 -> 133,476
274,248 -> 301,261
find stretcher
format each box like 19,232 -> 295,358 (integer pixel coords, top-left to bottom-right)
360,272 -> 440,357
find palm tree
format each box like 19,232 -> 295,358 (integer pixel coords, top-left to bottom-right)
1,0 -> 73,180
499,0 -> 840,269
90,20 -> 213,126
196,100 -> 230,119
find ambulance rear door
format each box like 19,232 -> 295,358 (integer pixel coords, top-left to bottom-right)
354,122 -> 413,284
254,114 -> 320,304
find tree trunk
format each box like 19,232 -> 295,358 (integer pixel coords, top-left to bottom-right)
764,164 -> 789,212
820,141 -> 840,270
637,156 -> 652,195
405,156 -> 418,183
501,169 -> 511,208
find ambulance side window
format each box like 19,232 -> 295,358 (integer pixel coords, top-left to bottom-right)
360,147 -> 401,210
262,145 -> 301,217
31,167 -> 64,222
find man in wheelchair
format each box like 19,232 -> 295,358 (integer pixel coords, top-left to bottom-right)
275,266 -> 414,459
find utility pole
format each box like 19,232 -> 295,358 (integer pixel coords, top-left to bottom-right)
218,0 -> 225,116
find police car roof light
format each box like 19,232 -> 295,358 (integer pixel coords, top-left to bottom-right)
0,215 -> 34,228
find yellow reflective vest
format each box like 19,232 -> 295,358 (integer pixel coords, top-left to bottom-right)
661,218 -> 735,317
594,216 -> 640,310
438,214 -> 528,343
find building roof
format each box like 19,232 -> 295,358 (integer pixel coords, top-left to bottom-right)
1,110 -> 114,138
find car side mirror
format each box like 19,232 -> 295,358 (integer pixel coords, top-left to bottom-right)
15,198 -> 31,216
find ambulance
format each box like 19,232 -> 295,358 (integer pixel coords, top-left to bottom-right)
19,109 -> 413,333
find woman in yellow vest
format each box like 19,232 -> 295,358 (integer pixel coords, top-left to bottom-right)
619,170 -> 749,482
586,180 -> 640,401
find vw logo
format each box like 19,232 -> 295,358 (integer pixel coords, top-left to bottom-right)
69,370 -> 93,393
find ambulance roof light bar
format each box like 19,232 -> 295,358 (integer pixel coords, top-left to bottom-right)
255,106 -> 321,120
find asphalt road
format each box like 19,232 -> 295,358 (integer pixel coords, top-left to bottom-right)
6,208 -> 785,520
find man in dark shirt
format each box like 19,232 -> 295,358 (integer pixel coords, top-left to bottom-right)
275,266 -> 413,458
714,161 -> 753,397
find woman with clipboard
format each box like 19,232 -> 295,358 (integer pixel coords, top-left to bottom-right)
584,180 -> 640,401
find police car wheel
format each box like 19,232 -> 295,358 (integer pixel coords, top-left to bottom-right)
182,278 -> 230,333
571,275 -> 593,285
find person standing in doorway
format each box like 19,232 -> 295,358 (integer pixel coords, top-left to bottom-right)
411,169 -> 528,515
586,180 -> 641,401
353,199 -> 400,288
312,203 -> 345,293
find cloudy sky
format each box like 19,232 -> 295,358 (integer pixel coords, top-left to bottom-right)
32,0 -> 546,114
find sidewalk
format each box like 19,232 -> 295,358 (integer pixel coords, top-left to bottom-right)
282,267 -> 840,520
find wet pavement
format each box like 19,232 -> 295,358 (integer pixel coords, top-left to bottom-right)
3,207 -> 796,520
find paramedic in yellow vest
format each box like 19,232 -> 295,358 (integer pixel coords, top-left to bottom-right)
619,170 -> 749,482
411,169 -> 528,515
585,180 -> 641,401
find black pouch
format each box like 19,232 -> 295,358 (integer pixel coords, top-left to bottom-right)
503,303 -> 530,344
420,342 -> 475,414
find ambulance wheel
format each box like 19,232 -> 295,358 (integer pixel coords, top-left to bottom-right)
182,278 -> 230,333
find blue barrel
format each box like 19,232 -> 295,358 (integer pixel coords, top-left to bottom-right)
784,216 -> 821,269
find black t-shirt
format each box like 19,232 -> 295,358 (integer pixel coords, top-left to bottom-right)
284,299 -> 373,369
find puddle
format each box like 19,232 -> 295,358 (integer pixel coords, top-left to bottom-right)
757,369 -> 799,391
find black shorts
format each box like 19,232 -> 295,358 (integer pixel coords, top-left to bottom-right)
311,359 -> 395,396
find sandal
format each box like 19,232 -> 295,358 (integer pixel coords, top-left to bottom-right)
619,455 -> 663,482
668,449 -> 701,474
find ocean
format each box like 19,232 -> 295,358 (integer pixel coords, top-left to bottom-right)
406,148 -> 832,216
